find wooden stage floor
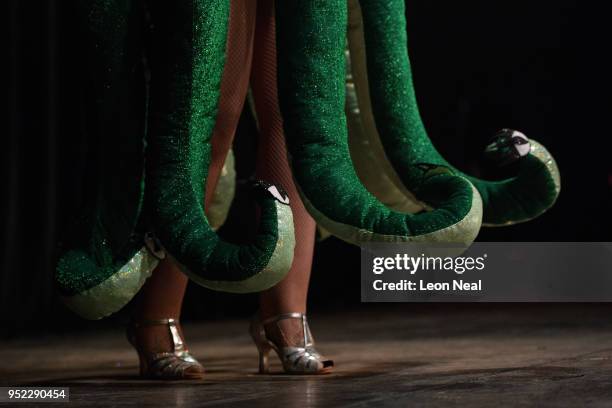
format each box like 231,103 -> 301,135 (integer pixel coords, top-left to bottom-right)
2,305 -> 612,407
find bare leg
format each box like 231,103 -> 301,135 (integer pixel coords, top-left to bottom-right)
131,258 -> 190,353
131,0 -> 256,360
205,0 -> 257,211
251,0 -> 318,346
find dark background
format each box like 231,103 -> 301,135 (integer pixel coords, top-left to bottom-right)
2,0 -> 611,337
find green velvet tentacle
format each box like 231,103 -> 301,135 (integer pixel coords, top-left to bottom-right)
358,0 -> 560,226
144,0 -> 294,292
55,0 -> 158,320
275,0 -> 482,245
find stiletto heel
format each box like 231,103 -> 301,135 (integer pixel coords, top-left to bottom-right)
127,318 -> 205,380
258,348 -> 270,374
249,312 -> 334,375
249,316 -> 272,373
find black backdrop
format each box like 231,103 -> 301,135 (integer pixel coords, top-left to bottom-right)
3,0 -> 611,337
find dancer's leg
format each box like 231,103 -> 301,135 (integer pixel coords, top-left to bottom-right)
205,0 -> 258,212
251,0 -> 317,345
132,0 -> 256,354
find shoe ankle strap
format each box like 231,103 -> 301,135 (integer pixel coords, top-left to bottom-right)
130,318 -> 179,328
259,312 -> 314,348
130,318 -> 185,353
260,312 -> 306,326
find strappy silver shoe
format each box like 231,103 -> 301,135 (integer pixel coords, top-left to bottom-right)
127,318 -> 204,380
249,312 -> 334,375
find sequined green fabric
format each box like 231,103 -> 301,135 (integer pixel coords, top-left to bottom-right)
180,200 -> 295,293
358,0 -> 559,225
58,0 -> 294,315
56,0 -> 146,297
144,0 -> 292,287
345,46 -> 423,215
61,246 -> 158,320
276,0 -> 479,243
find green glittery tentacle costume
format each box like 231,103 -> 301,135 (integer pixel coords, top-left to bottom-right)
56,0 -> 294,320
55,0 -> 159,320
57,0 -> 559,321
275,0 -> 482,245
346,0 -> 560,226
144,0 -> 294,293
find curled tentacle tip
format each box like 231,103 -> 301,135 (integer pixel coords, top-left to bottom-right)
484,129 -> 531,167
250,180 -> 290,205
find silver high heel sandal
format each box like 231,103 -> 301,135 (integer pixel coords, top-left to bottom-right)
127,318 -> 205,380
249,312 -> 334,374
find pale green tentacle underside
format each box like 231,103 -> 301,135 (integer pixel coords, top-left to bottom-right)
208,148 -> 237,231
